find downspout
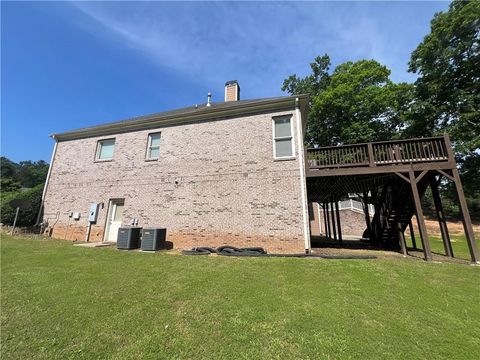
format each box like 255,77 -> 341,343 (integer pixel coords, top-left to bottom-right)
35,137 -> 58,226
295,98 -> 311,253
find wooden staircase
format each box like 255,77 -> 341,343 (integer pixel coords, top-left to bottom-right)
370,178 -> 429,249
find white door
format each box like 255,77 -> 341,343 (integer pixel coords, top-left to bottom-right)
105,201 -> 124,242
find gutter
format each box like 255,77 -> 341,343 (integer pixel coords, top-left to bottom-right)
35,137 -> 58,226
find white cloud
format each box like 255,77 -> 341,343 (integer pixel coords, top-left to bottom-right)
70,1 -> 444,96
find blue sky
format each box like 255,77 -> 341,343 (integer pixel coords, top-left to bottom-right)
1,1 -> 449,162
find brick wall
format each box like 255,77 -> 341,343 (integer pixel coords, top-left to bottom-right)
43,109 -> 307,253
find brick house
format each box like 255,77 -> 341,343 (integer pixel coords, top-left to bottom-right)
41,81 -> 312,253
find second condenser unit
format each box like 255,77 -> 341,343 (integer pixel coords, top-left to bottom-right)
141,228 -> 167,251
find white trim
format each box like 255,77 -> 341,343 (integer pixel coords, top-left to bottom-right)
145,132 -> 161,160
95,138 -> 116,161
35,139 -> 58,225
103,199 -> 125,242
295,99 -> 311,252
272,115 -> 295,159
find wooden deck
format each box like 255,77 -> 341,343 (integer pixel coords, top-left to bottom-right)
306,135 -> 455,177
304,134 -> 478,263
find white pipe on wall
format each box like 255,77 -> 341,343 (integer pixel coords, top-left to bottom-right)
295,98 -> 311,253
35,138 -> 58,225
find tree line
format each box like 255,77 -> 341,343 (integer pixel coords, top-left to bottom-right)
282,0 -> 479,218
1,157 -> 49,226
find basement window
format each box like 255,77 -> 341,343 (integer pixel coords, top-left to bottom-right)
273,116 -> 294,159
96,139 -> 115,161
146,132 -> 161,160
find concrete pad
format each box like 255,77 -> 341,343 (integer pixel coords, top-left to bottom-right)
74,242 -> 114,248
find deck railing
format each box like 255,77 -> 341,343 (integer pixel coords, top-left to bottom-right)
307,135 -> 451,169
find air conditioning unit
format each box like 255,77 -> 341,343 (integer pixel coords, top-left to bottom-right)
117,227 -> 142,250
141,228 -> 167,251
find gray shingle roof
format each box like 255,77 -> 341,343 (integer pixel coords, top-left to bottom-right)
51,95 -> 308,140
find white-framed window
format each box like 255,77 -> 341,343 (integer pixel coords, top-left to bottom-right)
146,132 -> 161,160
273,116 -> 294,158
96,138 -> 115,160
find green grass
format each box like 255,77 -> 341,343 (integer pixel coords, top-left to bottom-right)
406,233 -> 478,260
1,235 -> 479,359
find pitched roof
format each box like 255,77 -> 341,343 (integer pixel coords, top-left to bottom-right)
51,95 -> 308,141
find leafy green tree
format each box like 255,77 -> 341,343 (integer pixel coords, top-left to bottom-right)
408,0 -> 480,155
17,160 -> 49,188
1,157 -> 18,179
283,58 -> 414,146
282,55 -> 332,145
408,0 -> 480,213
0,157 -> 49,189
1,178 -> 22,193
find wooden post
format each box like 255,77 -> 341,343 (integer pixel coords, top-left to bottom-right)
408,220 -> 417,250
398,223 -> 407,256
325,203 -> 331,240
335,201 -> 343,243
363,192 -> 372,238
409,171 -> 432,261
11,207 -> 20,236
330,202 -> 337,241
451,168 -> 479,263
430,176 -> 453,257
367,143 -> 375,167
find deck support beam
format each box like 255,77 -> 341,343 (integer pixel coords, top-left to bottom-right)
324,203 -> 331,240
398,223 -> 407,256
452,168 -> 479,263
408,221 -> 417,250
335,201 -> 342,243
430,176 -> 453,257
409,171 -> 432,261
363,192 -> 372,239
330,202 -> 337,241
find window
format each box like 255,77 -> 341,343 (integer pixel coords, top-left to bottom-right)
96,139 -> 115,160
273,117 -> 294,158
146,132 -> 161,159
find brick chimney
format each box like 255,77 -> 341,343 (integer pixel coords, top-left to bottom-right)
225,80 -> 240,102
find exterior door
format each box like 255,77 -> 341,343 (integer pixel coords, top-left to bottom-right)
105,200 -> 124,242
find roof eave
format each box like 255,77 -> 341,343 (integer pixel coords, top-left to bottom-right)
51,95 -> 309,141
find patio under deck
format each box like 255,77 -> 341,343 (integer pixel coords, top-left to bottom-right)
305,134 -> 479,263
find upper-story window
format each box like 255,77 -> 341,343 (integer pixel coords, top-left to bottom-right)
146,132 -> 161,160
96,139 -> 115,160
273,116 -> 294,159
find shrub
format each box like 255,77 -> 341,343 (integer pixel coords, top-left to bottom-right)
0,184 -> 43,226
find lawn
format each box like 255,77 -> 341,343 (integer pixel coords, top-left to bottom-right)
1,235 -> 479,359
407,233 -> 478,261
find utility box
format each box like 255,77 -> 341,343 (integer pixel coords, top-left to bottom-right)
117,227 -> 142,250
141,228 -> 167,251
88,203 -> 99,223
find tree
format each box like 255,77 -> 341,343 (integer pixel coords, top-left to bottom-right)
283,58 -> 414,146
17,160 -> 49,188
408,0 -> 480,156
282,55 -> 332,145
0,157 -> 49,189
